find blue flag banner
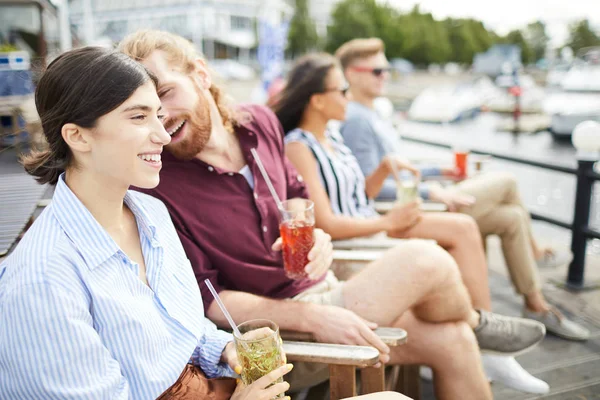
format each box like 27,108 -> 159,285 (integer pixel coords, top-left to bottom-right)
257,18 -> 289,92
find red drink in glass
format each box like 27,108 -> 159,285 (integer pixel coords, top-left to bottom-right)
280,221 -> 314,279
454,149 -> 469,178
279,199 -> 315,280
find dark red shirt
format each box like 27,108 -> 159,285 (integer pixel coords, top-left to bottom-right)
138,105 -> 322,313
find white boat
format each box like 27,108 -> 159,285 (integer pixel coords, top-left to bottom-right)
545,48 -> 600,138
486,74 -> 546,114
407,79 -> 489,123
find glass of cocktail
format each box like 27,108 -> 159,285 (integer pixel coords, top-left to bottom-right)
234,319 -> 286,398
279,199 -> 315,280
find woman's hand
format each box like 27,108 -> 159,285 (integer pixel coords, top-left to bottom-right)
384,200 -> 422,235
221,342 -> 242,375
230,364 -> 294,400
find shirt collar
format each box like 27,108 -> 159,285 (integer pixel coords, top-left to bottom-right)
51,174 -> 160,270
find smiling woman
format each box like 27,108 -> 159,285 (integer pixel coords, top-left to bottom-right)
0,47 -> 294,400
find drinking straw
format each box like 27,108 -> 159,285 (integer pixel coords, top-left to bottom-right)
204,279 -> 244,340
250,148 -> 283,210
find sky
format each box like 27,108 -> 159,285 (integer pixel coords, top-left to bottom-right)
386,0 -> 600,47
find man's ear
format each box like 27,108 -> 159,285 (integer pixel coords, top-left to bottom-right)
61,123 -> 91,154
192,57 -> 212,90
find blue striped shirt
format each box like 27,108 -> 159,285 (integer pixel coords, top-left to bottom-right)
0,175 -> 234,400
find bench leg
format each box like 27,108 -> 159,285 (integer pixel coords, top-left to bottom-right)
395,365 -> 421,400
361,366 -> 385,394
330,365 -> 356,400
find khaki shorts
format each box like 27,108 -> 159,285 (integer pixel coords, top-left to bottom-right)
292,270 -> 345,307
286,271 -> 346,391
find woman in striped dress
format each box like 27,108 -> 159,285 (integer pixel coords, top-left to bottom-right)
0,47 -> 291,400
272,53 -> 550,393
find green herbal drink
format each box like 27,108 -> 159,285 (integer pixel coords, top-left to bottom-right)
396,180 -> 418,205
235,320 -> 285,398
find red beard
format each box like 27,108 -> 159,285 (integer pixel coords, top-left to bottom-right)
165,88 -> 212,160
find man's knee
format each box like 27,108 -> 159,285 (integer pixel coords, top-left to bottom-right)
452,214 -> 482,243
496,205 -> 528,234
441,321 -> 479,356
487,171 -> 518,192
391,239 -> 460,282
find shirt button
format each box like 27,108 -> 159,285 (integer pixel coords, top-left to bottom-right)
297,175 -> 304,182
254,193 -> 258,199
249,132 -> 254,136
228,172 -> 234,176
263,226 -> 268,232
208,166 -> 214,172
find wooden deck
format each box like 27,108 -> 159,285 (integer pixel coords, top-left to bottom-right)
421,235 -> 600,399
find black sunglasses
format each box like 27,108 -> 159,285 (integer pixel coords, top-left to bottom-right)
321,83 -> 350,95
351,66 -> 392,77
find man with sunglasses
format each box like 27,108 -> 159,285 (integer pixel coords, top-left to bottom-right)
336,37 -> 588,387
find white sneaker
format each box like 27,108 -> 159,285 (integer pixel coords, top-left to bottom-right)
419,366 -> 433,381
482,355 -> 549,394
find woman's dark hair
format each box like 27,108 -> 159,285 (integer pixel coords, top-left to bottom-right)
271,53 -> 339,134
21,46 -> 157,185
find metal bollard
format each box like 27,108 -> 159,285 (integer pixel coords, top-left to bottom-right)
567,158 -> 596,289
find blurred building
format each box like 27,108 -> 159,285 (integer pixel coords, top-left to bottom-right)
308,0 -> 341,36
473,44 -> 522,77
68,0 -> 292,60
0,0 -> 60,63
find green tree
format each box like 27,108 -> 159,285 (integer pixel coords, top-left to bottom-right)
398,7 -> 451,65
287,0 -> 320,57
326,0 -> 380,53
444,19 -> 478,63
502,29 -> 534,64
565,19 -> 600,53
525,21 -> 549,61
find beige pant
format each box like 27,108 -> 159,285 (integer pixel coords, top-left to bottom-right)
447,171 -> 541,295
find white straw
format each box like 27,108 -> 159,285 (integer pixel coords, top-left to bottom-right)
204,279 -> 244,340
250,148 -> 283,209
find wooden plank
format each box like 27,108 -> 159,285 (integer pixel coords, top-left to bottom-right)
345,393 -> 412,400
330,365 -> 356,400
360,366 -> 385,394
374,201 -> 448,214
333,237 -> 435,250
281,328 -> 407,347
374,328 -> 408,346
333,249 -> 382,262
283,341 -> 379,367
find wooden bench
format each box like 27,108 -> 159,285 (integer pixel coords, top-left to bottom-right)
282,328 -> 411,400
0,173 -> 47,256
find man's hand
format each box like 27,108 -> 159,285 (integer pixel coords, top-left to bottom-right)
384,200 -> 422,236
429,187 -> 476,212
308,305 -> 391,365
272,228 -> 333,280
384,155 -> 421,180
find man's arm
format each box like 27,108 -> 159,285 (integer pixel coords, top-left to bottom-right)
207,290 -> 317,333
208,290 -> 391,364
